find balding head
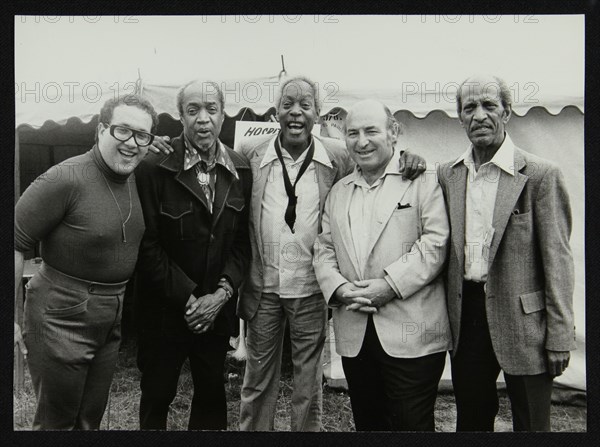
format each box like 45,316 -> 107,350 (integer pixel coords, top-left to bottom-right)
345,100 -> 399,184
346,99 -> 398,134
177,79 -> 225,155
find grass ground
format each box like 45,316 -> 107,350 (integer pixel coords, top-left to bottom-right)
13,340 -> 586,432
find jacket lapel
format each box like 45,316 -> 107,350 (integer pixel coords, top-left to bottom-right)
174,168 -> 211,211
159,136 -> 211,212
336,180 -> 362,279
449,163 -> 467,271
250,145 -> 271,263
366,176 -> 412,256
487,151 -> 528,269
316,161 -> 338,216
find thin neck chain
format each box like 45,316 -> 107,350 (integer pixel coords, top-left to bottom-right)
100,172 -> 132,243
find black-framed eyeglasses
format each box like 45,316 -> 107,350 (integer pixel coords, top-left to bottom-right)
104,123 -> 155,147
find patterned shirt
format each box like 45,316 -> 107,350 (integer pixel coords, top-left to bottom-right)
183,137 -> 238,213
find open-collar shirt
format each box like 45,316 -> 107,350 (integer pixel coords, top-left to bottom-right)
260,134 -> 332,298
347,149 -> 403,297
452,133 -> 515,282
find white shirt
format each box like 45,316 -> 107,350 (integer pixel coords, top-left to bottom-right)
260,136 -> 332,298
347,149 -> 402,297
452,134 -> 516,282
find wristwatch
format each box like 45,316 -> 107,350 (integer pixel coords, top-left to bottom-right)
218,277 -> 234,301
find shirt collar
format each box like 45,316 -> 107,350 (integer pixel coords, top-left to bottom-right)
260,133 -> 333,169
183,138 -> 239,179
344,148 -> 401,187
452,133 -> 516,176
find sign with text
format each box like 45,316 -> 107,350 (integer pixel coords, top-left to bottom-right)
234,121 -> 322,151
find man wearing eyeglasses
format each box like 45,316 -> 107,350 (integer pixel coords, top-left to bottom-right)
14,95 -> 158,429
133,80 -> 252,429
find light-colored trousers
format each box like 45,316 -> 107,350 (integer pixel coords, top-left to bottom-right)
239,292 -> 327,431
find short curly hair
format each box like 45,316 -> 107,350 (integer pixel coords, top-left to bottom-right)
99,94 -> 159,132
456,75 -> 512,116
275,76 -> 320,116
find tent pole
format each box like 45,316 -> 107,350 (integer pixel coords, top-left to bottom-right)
137,68 -> 143,95
279,55 -> 287,80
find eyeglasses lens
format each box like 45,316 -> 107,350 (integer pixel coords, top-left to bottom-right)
110,125 -> 153,146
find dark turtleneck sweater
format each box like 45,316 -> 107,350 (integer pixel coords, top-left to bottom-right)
15,145 -> 145,283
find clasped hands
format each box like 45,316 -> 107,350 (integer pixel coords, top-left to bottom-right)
185,288 -> 228,334
334,279 -> 397,314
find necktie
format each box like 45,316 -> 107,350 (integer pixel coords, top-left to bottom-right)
274,137 -> 315,233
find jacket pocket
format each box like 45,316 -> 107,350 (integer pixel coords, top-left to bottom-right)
160,201 -> 195,240
520,290 -> 545,314
389,207 -> 420,243
225,197 -> 245,212
160,201 -> 194,219
519,290 -> 546,347
222,197 -> 245,230
510,211 -> 531,225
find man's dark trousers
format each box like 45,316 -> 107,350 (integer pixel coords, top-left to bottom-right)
451,280 -> 553,431
341,315 -> 446,431
137,331 -> 230,430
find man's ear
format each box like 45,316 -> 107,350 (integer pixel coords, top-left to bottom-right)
390,122 -> 399,145
502,104 -> 512,124
96,122 -> 106,143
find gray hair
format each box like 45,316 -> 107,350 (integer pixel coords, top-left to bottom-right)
275,76 -> 320,116
383,104 -> 399,133
176,80 -> 225,116
456,75 -> 512,115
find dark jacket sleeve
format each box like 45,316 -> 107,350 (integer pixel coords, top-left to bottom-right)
135,159 -> 197,309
